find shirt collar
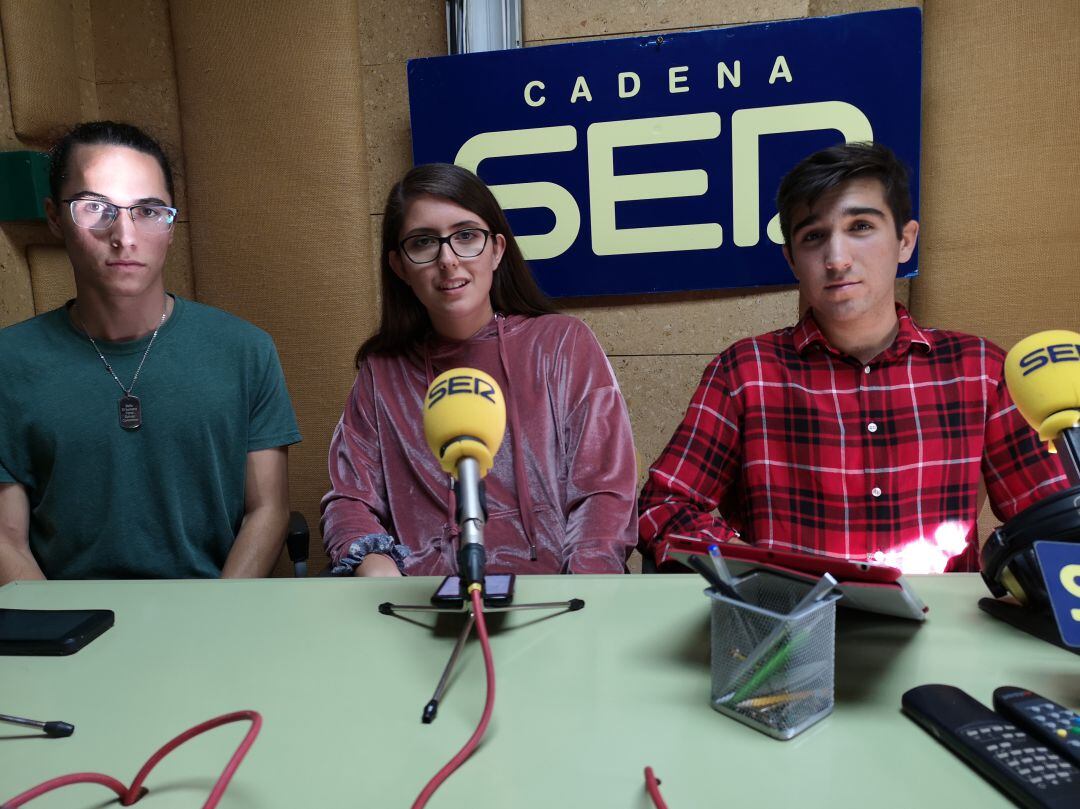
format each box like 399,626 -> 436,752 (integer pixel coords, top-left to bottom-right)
793,303 -> 934,360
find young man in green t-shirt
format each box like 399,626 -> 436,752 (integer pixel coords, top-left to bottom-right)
0,122 -> 301,582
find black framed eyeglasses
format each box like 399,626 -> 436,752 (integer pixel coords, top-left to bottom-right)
399,228 -> 491,264
63,198 -> 177,233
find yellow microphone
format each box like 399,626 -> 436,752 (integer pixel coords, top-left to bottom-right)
1005,330 -> 1080,484
423,368 -> 506,477
423,368 -> 506,589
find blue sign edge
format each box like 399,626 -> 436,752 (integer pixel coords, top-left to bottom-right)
1034,539 -> 1080,649
404,7 -> 923,299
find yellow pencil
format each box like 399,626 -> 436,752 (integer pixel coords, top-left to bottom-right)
736,690 -> 823,709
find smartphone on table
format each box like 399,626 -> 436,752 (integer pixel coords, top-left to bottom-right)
431,574 -> 515,608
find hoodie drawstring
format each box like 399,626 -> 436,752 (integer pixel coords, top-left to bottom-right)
496,316 -> 538,561
423,318 -> 538,562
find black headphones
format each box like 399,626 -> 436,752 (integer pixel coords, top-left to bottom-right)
981,484 -> 1080,610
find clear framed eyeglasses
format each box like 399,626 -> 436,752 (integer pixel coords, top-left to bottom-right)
399,228 -> 491,264
64,198 -> 178,233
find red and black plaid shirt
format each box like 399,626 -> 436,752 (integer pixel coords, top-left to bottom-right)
638,305 -> 1068,573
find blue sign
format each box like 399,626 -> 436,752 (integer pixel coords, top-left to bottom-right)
408,8 -> 922,298
1035,540 -> 1080,648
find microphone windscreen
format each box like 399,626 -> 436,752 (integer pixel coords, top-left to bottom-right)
423,368 -> 506,477
1004,330 -> 1080,442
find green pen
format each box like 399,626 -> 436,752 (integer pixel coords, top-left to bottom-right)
728,625 -> 811,705
718,573 -> 838,703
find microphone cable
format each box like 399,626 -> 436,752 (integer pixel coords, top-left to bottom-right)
2,710 -> 261,808
644,766 -> 669,808
412,585 -> 496,809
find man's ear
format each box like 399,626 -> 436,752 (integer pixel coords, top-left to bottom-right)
898,219 -> 919,263
782,242 -> 796,274
44,197 -> 64,240
388,250 -> 409,285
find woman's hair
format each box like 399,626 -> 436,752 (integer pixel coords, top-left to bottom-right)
48,120 -> 175,204
356,163 -> 557,365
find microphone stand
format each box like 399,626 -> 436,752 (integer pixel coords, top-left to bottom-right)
378,460 -> 585,724
1053,429 -> 1080,487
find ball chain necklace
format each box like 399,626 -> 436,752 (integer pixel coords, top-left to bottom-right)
73,298 -> 168,430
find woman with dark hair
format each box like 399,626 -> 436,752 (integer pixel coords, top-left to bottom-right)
321,163 -> 637,576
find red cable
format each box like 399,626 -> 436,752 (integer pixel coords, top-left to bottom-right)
2,710 -> 261,809
644,766 -> 669,809
412,587 -> 496,809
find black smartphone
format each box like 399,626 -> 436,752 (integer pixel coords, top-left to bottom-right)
0,608 -> 114,655
431,574 -> 515,608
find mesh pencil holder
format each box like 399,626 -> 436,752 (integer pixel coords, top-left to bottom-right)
708,570 -> 841,740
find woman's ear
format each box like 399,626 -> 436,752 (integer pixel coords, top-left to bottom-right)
388,250 -> 409,285
491,233 -> 506,269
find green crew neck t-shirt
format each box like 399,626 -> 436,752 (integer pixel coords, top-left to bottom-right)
0,296 -> 301,578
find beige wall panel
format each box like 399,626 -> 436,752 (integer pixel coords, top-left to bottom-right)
0,14 -> 18,149
565,287 -> 800,356
1,223 -> 59,321
72,0 -> 95,80
0,230 -> 33,326
0,0 -> 83,142
27,245 -> 75,312
77,77 -> 99,119
610,353 -> 718,480
89,0 -> 172,84
363,61 -> 413,214
913,0 -> 1080,348
808,0 -> 916,14
170,0 -> 375,570
368,214 -> 385,316
73,0 -> 99,119
977,498 -> 997,551
523,0 -> 808,42
357,0 -> 445,66
356,0 -> 447,213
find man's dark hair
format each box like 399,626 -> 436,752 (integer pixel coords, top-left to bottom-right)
776,141 -> 912,246
48,121 -> 175,203
356,162 -> 557,365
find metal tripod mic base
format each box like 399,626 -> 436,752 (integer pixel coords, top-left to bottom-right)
378,598 -> 585,616
377,596 -> 585,723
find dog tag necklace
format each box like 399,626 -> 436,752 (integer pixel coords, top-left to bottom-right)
76,301 -> 167,430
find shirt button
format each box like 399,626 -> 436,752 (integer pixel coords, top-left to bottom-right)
871,487 -> 882,498
867,422 -> 878,433
863,366 -> 871,375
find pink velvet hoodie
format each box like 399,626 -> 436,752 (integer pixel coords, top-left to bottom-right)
321,314 -> 638,575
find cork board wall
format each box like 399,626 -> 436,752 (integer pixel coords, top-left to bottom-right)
2,0 -> 1074,574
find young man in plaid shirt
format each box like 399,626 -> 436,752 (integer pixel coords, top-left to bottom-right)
638,142 -> 1067,573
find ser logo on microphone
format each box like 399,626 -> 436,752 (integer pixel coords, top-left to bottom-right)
1018,343 -> 1080,376
426,374 -> 498,408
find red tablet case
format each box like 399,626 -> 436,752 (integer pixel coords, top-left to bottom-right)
661,535 -> 929,621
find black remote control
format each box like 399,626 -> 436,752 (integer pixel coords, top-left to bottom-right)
994,687 -> 1080,767
902,684 -> 1080,809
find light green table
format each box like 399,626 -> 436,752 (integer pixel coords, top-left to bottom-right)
1,575 -> 1076,807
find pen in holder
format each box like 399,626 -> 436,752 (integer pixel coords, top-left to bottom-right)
708,570 -> 840,740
